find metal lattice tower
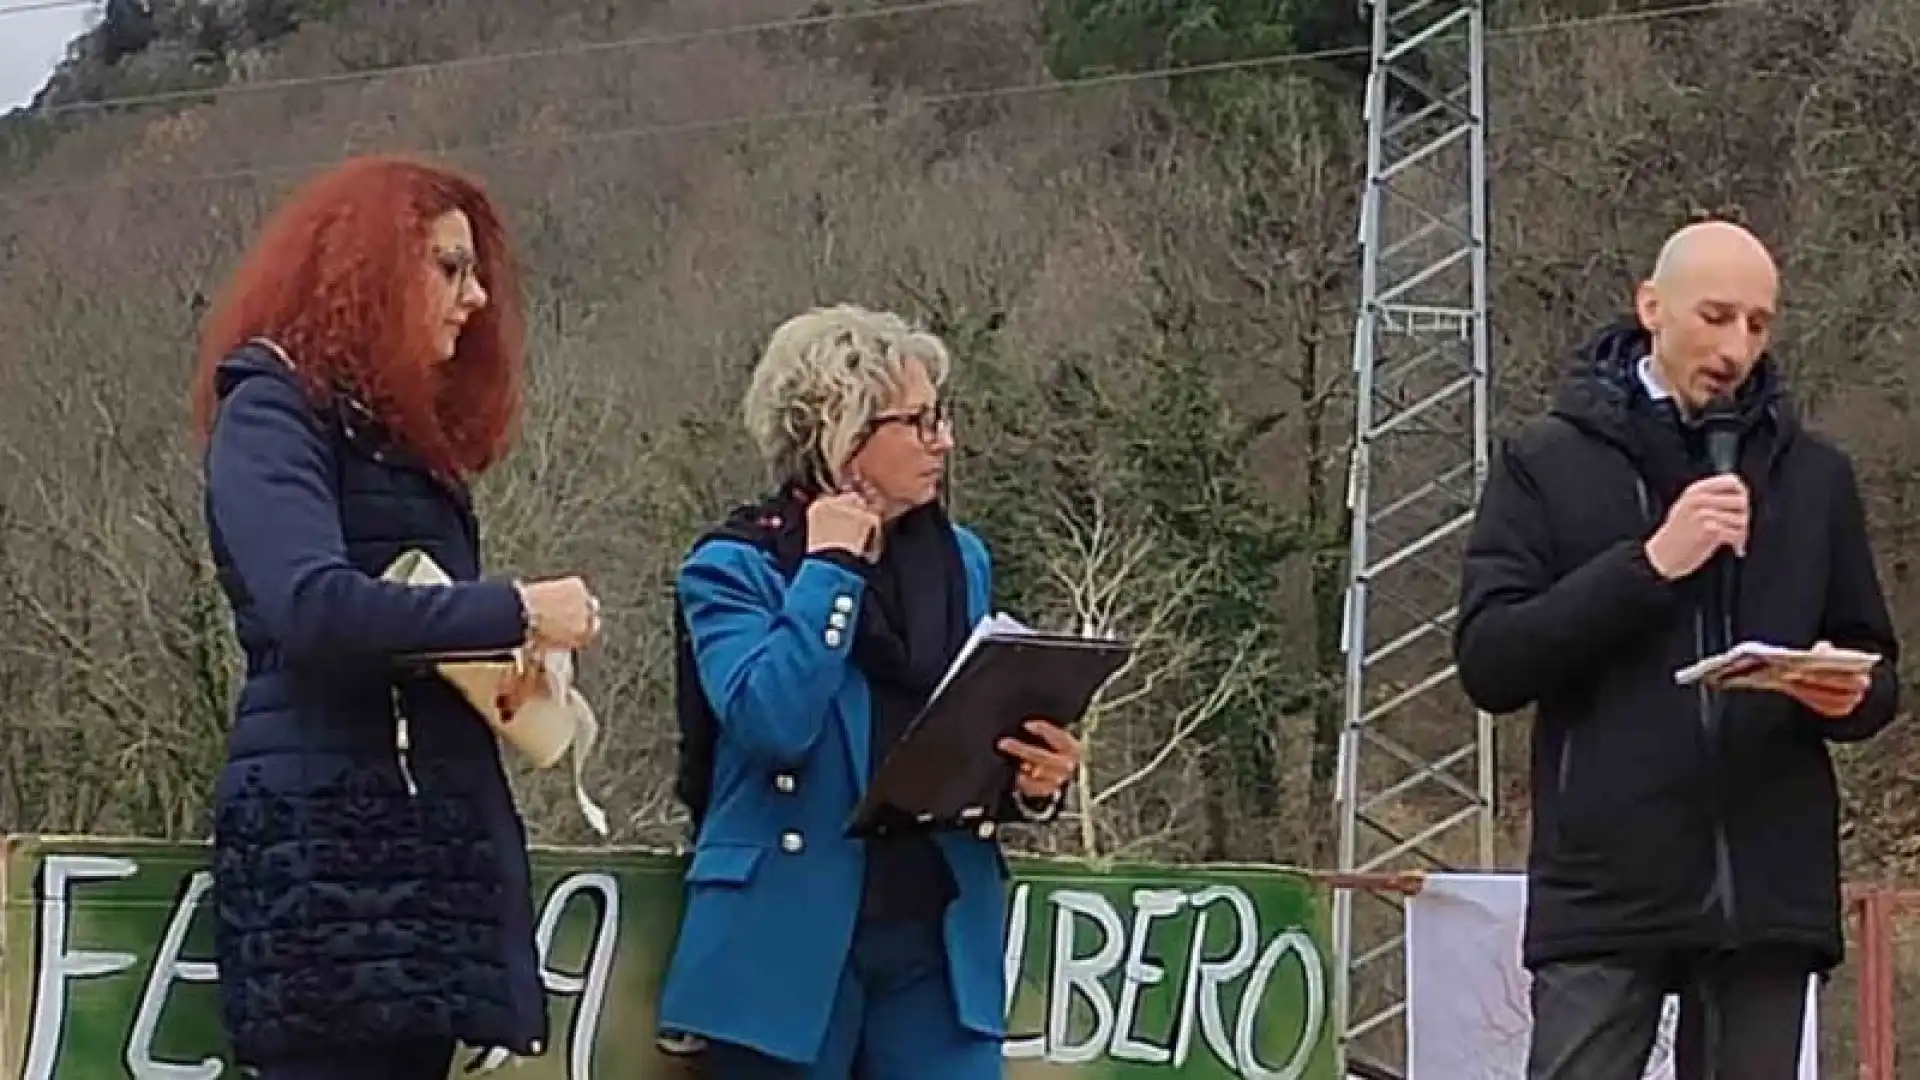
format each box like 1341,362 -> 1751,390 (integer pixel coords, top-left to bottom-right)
1333,0 -> 1493,1073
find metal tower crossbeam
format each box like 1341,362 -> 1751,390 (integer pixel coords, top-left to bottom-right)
1333,0 -> 1493,1073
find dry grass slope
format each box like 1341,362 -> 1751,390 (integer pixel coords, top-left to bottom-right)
2,5 -> 1920,1022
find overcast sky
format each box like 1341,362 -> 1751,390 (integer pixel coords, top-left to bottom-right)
1,4 -> 100,111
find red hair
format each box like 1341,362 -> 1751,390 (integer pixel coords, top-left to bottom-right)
192,154 -> 526,479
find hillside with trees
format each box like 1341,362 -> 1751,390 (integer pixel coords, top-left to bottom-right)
4,0 -> 1920,1031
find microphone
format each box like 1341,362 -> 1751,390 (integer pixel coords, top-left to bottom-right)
1698,393 -> 1743,656
1701,393 -> 1741,478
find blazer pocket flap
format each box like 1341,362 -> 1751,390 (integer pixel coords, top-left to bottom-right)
686,843 -> 766,886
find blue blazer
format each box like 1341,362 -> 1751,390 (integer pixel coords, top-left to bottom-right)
657,528 -> 1008,1064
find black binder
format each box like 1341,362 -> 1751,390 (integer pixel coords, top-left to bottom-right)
846,628 -> 1130,838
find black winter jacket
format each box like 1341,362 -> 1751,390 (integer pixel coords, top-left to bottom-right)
1455,321 -> 1900,972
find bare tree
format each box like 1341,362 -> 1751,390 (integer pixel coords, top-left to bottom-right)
1029,493 -> 1266,858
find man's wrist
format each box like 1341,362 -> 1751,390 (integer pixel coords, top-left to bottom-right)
1640,539 -> 1678,582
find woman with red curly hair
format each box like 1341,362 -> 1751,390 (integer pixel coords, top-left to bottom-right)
193,154 -> 601,1080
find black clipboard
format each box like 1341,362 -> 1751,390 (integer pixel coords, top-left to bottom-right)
846,627 -> 1130,838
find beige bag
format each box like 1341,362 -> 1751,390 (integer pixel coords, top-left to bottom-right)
382,549 -> 608,834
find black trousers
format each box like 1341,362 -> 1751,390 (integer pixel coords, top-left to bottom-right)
1528,949 -> 1811,1080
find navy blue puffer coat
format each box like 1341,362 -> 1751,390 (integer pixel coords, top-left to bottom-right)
202,343 -> 546,1065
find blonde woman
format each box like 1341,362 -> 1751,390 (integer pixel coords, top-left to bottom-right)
657,305 -> 1080,1079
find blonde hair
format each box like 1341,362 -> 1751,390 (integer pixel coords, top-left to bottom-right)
743,303 -> 952,486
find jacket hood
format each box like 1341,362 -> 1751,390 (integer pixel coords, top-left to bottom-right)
214,339 -> 301,401
1550,316 -> 1795,450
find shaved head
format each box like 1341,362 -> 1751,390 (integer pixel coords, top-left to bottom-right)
1635,221 -> 1779,411
1650,220 -> 1778,294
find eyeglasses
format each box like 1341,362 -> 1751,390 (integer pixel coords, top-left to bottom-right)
433,247 -> 479,288
866,401 -> 952,445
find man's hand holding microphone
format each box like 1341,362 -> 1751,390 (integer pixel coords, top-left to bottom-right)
1643,474 -> 1750,580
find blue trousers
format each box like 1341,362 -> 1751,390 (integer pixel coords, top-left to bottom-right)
703,919 -> 1002,1080
253,1040 -> 455,1080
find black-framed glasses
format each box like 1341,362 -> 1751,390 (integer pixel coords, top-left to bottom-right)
865,400 -> 952,445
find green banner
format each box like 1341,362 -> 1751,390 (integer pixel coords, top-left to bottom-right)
0,836 -> 1334,1079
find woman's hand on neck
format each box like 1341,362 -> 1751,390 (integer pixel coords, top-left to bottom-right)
829,468 -> 902,522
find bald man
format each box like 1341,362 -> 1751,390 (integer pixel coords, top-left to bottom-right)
1454,221 -> 1899,1080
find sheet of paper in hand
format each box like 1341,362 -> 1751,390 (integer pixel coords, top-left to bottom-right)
1674,641 -> 1881,692
382,550 -> 608,834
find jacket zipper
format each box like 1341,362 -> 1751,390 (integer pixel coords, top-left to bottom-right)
1556,730 -> 1574,796
1693,609 -> 1737,935
392,684 -> 419,797
1639,477 -> 1737,936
